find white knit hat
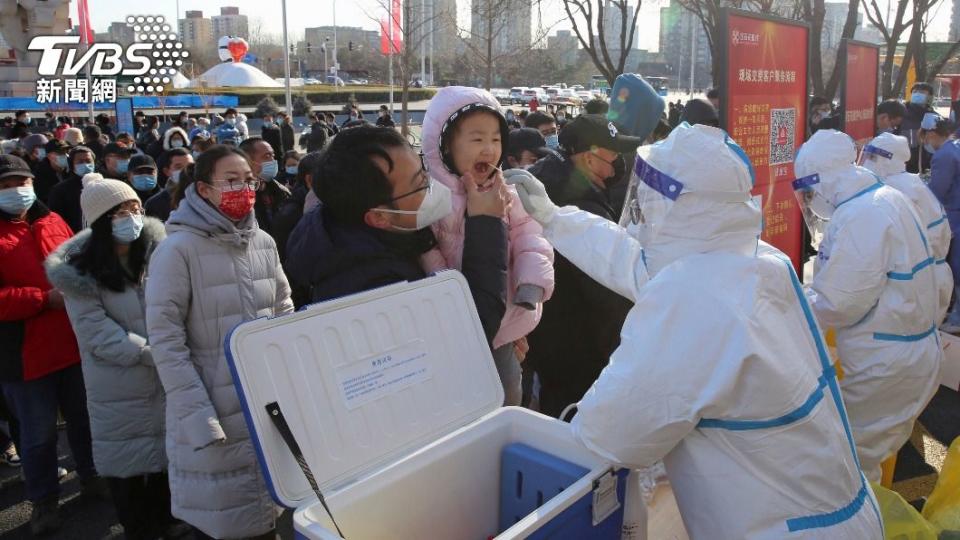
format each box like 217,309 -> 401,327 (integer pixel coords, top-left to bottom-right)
80,177 -> 139,225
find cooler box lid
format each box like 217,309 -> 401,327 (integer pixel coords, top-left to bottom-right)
225,272 -> 504,508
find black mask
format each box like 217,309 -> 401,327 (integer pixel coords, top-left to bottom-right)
607,155 -> 626,184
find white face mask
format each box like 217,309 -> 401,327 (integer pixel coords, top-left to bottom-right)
373,179 -> 453,231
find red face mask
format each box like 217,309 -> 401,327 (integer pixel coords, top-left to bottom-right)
218,187 -> 256,221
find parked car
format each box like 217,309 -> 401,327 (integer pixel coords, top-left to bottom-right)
571,84 -> 585,91
325,75 -> 346,86
522,88 -> 547,104
509,87 -> 527,105
491,88 -> 512,105
576,90 -> 595,102
347,79 -> 369,85
555,89 -> 583,106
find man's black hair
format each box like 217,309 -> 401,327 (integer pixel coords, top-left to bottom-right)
225,108 -> 238,116
524,112 -> 556,131
14,110 -> 26,118
158,147 -> 191,178
314,126 -> 409,226
584,98 -> 609,115
876,99 -> 907,119
911,82 -> 934,94
706,88 -> 719,99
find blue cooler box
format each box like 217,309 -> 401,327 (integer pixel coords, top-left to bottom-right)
225,272 -> 628,539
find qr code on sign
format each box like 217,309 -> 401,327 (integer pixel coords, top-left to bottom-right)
770,108 -> 796,165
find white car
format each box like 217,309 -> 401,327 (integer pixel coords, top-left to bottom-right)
576,90 -> 595,102
556,89 -> 583,106
509,87 -> 527,104
521,88 -> 546,104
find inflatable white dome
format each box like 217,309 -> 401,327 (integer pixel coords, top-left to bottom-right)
187,62 -> 282,88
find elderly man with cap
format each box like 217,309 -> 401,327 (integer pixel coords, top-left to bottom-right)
125,154 -> 161,203
33,139 -> 71,204
100,142 -> 133,181
49,145 -> 98,233
505,127 -> 553,170
0,155 -> 101,535
522,114 -> 640,417
20,134 -> 48,173
506,123 -> 883,538
795,129 -> 942,482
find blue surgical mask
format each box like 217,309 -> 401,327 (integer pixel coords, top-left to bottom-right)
132,174 -> 157,191
911,92 -> 928,105
74,163 -> 95,176
115,159 -> 129,174
171,139 -> 184,149
285,166 -> 298,176
226,118 -> 237,126
260,160 -> 278,180
34,148 -> 46,160
23,116 -> 31,125
545,134 -> 560,149
112,214 -> 143,244
55,155 -> 68,170
0,186 -> 36,215
192,150 -> 202,159
168,169 -> 182,188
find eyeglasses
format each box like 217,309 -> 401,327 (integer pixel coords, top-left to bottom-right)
113,208 -> 144,219
385,153 -> 430,203
212,178 -> 261,192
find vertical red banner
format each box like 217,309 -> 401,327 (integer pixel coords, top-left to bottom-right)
841,40 -> 880,147
721,10 -> 808,271
380,0 -> 403,55
77,0 -> 95,44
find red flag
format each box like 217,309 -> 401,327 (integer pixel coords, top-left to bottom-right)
77,0 -> 95,44
380,0 -> 402,55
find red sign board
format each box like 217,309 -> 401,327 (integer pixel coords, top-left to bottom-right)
721,10 -> 809,271
841,40 -> 880,147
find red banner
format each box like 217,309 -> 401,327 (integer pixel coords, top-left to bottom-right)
722,11 -> 808,271
841,41 -> 880,148
380,0 -> 403,55
77,0 -> 95,44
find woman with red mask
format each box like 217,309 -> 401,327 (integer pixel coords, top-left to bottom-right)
145,145 -> 294,540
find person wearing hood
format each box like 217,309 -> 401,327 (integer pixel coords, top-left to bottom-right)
506,123 -> 883,539
418,86 -> 555,405
188,117 -> 211,142
162,126 -> 189,153
45,178 -> 185,540
48,145 -> 98,233
860,132 -> 953,325
238,137 -> 292,242
125,154 -> 161,203
0,155 -> 102,536
33,139 -> 71,204
145,148 -> 193,222
213,109 -> 241,146
145,144 -> 294,539
795,129 -> 943,482
523,114 -> 638,417
285,126 -> 511,343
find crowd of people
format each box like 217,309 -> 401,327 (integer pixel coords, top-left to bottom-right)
0,77 -> 953,539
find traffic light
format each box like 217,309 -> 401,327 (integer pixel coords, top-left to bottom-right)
306,42 -> 312,53
290,43 -> 294,54
348,41 -> 354,51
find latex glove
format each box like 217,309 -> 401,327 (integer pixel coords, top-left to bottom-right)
502,168 -> 559,225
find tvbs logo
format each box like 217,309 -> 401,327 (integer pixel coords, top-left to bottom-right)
27,15 -> 187,102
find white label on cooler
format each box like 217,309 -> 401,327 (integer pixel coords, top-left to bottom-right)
336,340 -> 431,410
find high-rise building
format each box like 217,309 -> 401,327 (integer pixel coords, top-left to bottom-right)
602,1 -> 638,53
407,0 -> 459,60
548,30 -> 579,68
178,11 -> 214,55
470,0 -> 532,56
212,6 -> 249,40
107,21 -> 136,47
659,0 -> 711,90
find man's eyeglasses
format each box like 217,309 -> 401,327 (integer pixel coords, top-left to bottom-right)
385,153 -> 430,203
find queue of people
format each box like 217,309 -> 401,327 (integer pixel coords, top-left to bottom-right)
0,83 -> 953,540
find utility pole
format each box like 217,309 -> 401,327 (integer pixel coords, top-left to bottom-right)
429,0 -> 434,85
420,0 -> 426,85
689,22 -> 696,96
332,0 -> 339,76
388,0 -> 395,114
281,0 -> 293,117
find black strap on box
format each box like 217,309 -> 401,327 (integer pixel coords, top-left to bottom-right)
265,401 -> 345,538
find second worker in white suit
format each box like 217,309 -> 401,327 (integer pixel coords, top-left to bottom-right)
794,129 -> 943,483
506,123 -> 882,539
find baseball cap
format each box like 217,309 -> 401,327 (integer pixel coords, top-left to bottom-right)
128,154 -> 156,172
103,142 -> 133,158
558,114 -> 644,155
0,155 -> 35,181
507,128 -> 551,159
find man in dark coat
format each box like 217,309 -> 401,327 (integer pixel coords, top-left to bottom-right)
260,113 -> 283,158
32,140 -> 71,204
278,113 -> 296,153
285,126 -> 510,346
48,146 -> 97,233
307,113 -> 329,153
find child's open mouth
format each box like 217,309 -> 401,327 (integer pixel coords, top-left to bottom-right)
473,162 -> 492,175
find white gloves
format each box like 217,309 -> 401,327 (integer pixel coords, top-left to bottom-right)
503,168 -> 559,225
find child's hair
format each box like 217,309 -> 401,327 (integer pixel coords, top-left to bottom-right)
439,104 -> 508,175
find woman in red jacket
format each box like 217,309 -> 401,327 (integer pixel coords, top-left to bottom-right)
0,155 -> 103,536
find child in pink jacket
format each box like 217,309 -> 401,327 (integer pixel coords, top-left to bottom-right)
421,86 -> 555,406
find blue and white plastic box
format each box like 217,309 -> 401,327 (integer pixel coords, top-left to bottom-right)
226,272 -> 627,539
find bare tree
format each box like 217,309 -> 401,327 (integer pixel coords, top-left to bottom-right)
800,0 -> 858,98
913,0 -> 960,84
561,0 -> 643,87
457,0 -> 553,90
862,0 -> 941,99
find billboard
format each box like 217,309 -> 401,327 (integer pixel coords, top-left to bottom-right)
720,9 -> 809,271
840,40 -> 880,147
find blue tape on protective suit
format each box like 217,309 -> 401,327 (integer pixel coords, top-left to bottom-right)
786,484 -> 870,532
836,183 -> 882,208
873,324 -> 937,342
887,257 -> 935,280
792,173 -> 821,191
862,145 -> 894,160
697,372 -> 829,430
928,216 -> 947,229
635,157 -> 684,201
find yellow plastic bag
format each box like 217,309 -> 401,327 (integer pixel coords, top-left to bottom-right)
872,483 -> 939,540
923,437 -> 960,532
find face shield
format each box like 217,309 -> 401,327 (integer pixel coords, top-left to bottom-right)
792,173 -> 834,247
856,144 -> 893,167
620,155 -> 753,247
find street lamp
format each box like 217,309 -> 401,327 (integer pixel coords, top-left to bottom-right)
281,0 -> 293,117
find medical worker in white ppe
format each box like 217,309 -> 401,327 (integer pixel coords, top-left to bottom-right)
860,132 -> 953,323
795,129 -> 942,483
506,123 -> 882,539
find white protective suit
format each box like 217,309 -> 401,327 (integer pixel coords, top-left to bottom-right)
861,132 -> 953,322
797,129 -> 943,483
506,123 -> 883,539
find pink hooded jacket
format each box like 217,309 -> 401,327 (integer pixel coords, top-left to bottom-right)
421,86 -> 555,349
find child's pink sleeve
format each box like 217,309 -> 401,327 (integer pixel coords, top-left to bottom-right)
506,188 -> 555,300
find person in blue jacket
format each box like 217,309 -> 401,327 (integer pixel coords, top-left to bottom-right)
925,114 -> 960,330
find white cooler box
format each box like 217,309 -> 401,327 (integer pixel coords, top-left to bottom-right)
225,272 -> 628,540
